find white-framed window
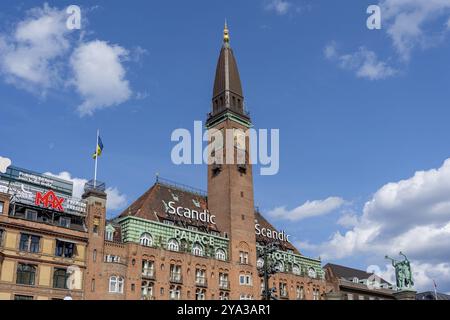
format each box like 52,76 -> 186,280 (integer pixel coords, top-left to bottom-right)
167,238 -> 179,251
109,276 -> 124,293
352,277 -> 359,283
219,273 -> 229,289
169,285 -> 181,300
279,282 -> 288,297
0,201 -> 4,214
292,264 -> 301,275
142,260 -> 154,277
170,264 -> 182,282
308,267 -> 317,278
140,233 -> 153,247
195,288 -> 206,300
192,243 -> 204,256
347,293 -> 354,300
239,274 -> 252,286
239,251 -> 248,264
59,217 -> 71,228
296,286 -> 304,300
239,294 -> 253,300
196,269 -> 206,285
313,288 -> 320,300
105,230 -> 114,241
215,248 -> 226,261
105,255 -> 120,263
219,291 -> 229,300
141,281 -> 154,300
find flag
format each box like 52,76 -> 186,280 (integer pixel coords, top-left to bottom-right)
92,136 -> 104,159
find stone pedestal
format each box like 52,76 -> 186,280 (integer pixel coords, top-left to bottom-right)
393,290 -> 417,300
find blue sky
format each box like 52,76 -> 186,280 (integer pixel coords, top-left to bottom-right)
1,0 -> 450,293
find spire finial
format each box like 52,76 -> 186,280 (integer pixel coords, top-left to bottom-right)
223,19 -> 230,44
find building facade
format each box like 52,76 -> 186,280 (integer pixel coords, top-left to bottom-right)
324,263 -> 396,300
0,25 -> 327,300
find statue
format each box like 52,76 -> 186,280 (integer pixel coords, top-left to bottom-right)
385,251 -> 414,291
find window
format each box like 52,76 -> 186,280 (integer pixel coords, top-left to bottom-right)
195,288 -> 206,300
296,286 -> 304,300
104,255 -> 120,263
307,267 -> 317,278
55,240 -> 75,258
239,274 -> 252,286
0,201 -> 4,214
352,277 -> 359,283
167,239 -> 179,252
53,268 -> 68,289
0,229 -> 4,247
195,269 -> 206,285
14,295 -> 33,300
16,263 -> 36,285
19,234 -> 40,253
192,243 -> 204,256
275,261 -> 285,273
169,285 -> 181,300
170,265 -> 182,282
219,291 -> 229,300
292,264 -> 301,275
91,279 -> 95,292
59,217 -> 71,228
105,230 -> 114,242
219,273 -> 229,289
215,249 -> 226,261
142,260 -> 155,277
347,293 -> 354,300
279,282 -> 288,298
25,209 -> 37,221
93,249 -> 97,262
239,251 -> 249,264
240,294 -> 252,300
140,233 -> 153,247
141,281 -> 154,300
109,276 -> 124,293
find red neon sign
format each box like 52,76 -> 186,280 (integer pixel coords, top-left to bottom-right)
35,190 -> 65,212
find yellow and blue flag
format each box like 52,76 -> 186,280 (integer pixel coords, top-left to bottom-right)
93,136 -> 104,159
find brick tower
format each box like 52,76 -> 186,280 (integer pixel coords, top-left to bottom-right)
206,23 -> 258,299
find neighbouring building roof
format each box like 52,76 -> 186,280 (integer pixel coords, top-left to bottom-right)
115,178 -> 302,255
324,263 -> 392,286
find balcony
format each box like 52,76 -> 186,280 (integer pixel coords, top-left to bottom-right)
280,290 -> 289,299
169,274 -> 183,284
219,281 -> 230,291
195,277 -> 207,288
142,270 -> 155,280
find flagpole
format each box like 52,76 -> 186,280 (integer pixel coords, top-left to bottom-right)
434,280 -> 438,300
94,129 -> 99,187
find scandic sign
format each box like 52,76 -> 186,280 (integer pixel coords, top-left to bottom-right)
35,190 -> 65,212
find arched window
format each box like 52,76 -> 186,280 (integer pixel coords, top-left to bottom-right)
292,264 -> 301,275
195,288 -> 206,300
141,281 -> 154,300
275,261 -> 284,273
215,248 -> 226,261
140,233 -> 153,247
109,276 -> 124,293
167,239 -> 179,252
192,243 -> 204,256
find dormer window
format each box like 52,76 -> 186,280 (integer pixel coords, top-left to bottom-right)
352,277 -> 359,283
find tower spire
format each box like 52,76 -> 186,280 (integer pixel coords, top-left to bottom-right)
224,19 -> 229,44
209,22 -> 247,120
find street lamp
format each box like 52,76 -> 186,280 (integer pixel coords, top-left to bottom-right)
257,242 -> 281,300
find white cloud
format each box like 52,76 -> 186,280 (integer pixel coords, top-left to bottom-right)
264,0 -> 292,15
0,4 -> 135,115
0,4 -> 69,92
70,40 -> 132,116
337,211 -> 359,228
0,156 -> 12,173
380,0 -> 450,61
325,43 -> 397,80
45,171 -> 127,211
268,196 -> 345,221
307,158 -> 450,292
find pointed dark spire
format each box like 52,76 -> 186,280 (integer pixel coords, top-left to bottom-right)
211,22 -> 245,116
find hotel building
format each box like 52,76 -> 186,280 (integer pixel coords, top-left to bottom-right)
0,25 -> 327,300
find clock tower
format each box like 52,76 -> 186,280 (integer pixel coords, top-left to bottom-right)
206,23 -> 258,299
